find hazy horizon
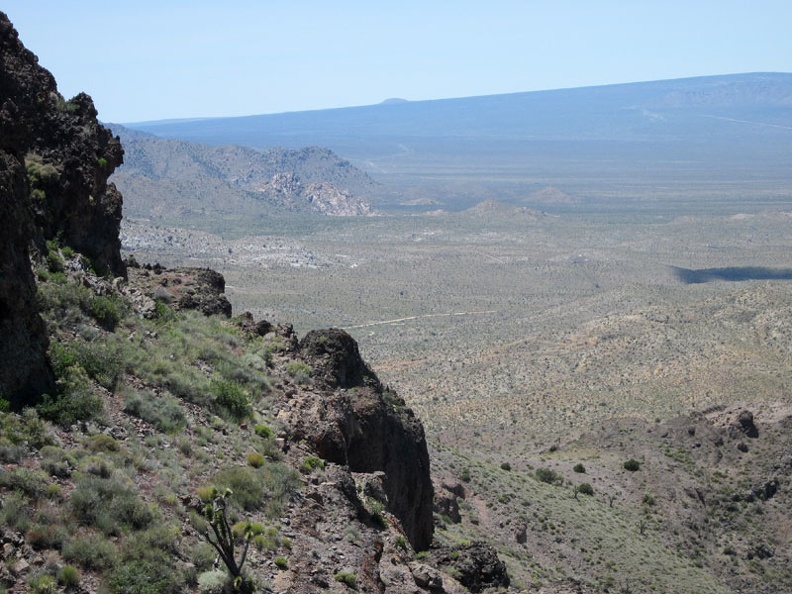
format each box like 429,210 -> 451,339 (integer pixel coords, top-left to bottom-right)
5,1 -> 792,123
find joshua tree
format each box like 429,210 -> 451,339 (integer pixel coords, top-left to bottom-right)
200,488 -> 255,593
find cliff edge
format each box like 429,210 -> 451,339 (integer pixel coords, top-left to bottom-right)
0,12 -> 124,404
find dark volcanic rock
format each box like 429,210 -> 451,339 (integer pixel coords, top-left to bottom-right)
0,14 -> 54,403
127,266 -> 232,318
174,268 -> 232,317
434,541 -> 510,593
1,12 -> 127,404
0,147 -> 54,405
299,328 -> 380,389
282,328 -> 434,550
731,410 -> 759,438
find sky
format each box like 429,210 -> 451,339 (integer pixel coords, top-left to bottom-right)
4,1 -> 792,123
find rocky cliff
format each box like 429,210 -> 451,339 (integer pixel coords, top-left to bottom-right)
0,12 -> 124,404
285,328 -> 434,550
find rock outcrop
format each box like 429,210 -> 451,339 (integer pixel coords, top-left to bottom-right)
432,541 -> 510,593
0,12 -> 125,404
125,264 -> 233,318
258,171 -> 372,216
278,328 -> 434,550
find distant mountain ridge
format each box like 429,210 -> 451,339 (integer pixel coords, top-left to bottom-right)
127,73 -> 792,153
110,125 -> 382,222
124,73 -> 792,213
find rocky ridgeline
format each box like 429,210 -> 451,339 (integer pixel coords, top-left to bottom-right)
0,11 -> 124,405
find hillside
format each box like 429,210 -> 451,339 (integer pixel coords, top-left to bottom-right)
0,12 -> 509,594
4,10 -> 792,594
110,126 -> 385,227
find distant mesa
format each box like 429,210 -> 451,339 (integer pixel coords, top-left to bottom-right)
380,97 -> 409,105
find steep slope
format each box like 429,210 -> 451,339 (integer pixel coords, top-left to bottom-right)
0,14 -> 513,594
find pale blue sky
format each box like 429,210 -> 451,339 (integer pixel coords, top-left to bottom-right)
5,1 -> 792,123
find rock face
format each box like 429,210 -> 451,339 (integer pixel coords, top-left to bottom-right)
433,542 -> 510,593
281,328 -> 434,550
732,409 -> 759,438
258,171 -> 372,216
0,12 -> 125,404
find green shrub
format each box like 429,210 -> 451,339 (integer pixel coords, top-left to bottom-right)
213,466 -> 265,512
107,558 -> 184,594
334,571 -> 357,588
40,446 -> 76,478
0,408 -> 53,449
285,361 -> 312,384
624,459 -> 641,472
123,390 -> 186,433
28,574 -> 57,594
79,455 -> 114,478
577,483 -> 595,496
26,523 -> 68,550
642,493 -> 656,506
197,570 -> 228,594
120,524 -> 180,563
87,295 -> 125,331
38,364 -> 103,427
301,455 -> 325,473
86,434 -> 121,453
230,521 -> 265,540
63,534 -> 117,570
153,300 -> 175,322
0,492 -> 31,532
251,526 -> 283,552
395,535 -> 409,552
247,452 -> 265,468
535,467 -> 562,485
573,463 -> 586,473
50,338 -> 124,390
500,462 -> 512,471
0,442 -> 28,463
254,424 -> 274,439
71,339 -> 124,390
274,556 -> 288,569
0,466 -> 50,499
210,379 -> 252,421
70,475 -> 154,535
57,565 -> 80,588
191,543 -> 218,572
262,463 -> 300,519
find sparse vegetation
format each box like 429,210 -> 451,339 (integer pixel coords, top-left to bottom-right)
334,571 -> 357,588
301,455 -> 325,473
